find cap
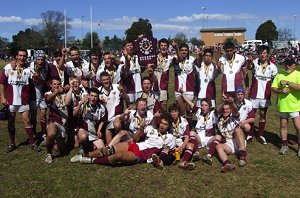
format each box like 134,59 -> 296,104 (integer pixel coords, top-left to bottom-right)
34,50 -> 45,59
283,57 -> 296,66
235,87 -> 244,94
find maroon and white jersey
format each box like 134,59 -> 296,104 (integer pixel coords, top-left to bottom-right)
139,92 -> 160,115
71,88 -> 89,107
196,62 -> 217,100
118,55 -> 142,94
29,61 -> 49,101
95,63 -> 118,84
154,55 -> 172,91
78,102 -> 107,135
45,91 -> 68,126
174,56 -> 196,93
137,126 -> 175,151
127,110 -> 153,134
193,106 -> 216,137
0,63 -> 31,105
49,61 -> 66,86
250,59 -> 278,100
65,59 -> 89,78
172,116 -> 189,139
217,116 -> 239,140
219,53 -> 246,92
98,84 -> 123,121
236,99 -> 255,121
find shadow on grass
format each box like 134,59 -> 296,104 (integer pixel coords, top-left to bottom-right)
264,129 -> 298,153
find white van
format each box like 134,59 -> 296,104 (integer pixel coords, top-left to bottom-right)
242,40 -> 263,51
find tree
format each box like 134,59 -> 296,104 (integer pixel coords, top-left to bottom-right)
81,32 -> 101,50
255,20 -> 278,42
11,28 -> 44,52
125,18 -> 153,42
173,32 -> 188,45
189,37 -> 205,46
102,36 -> 111,51
39,10 -> 72,51
0,37 -> 9,49
278,28 -> 293,41
110,35 -> 124,52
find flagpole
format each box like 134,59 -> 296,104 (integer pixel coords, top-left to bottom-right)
90,6 -> 93,48
64,9 -> 67,48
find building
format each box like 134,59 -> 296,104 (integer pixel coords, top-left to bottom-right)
200,27 -> 246,46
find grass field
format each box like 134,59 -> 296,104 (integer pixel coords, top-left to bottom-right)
0,59 -> 300,197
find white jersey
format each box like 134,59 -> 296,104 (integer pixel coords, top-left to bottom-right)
65,59 -> 89,77
250,59 -> 278,100
194,109 -> 216,136
29,61 -> 49,101
0,63 -> 31,105
127,110 -> 153,134
95,62 -> 118,84
196,62 -> 217,99
237,99 -> 255,121
217,116 -> 239,140
154,54 -> 173,91
137,126 -> 175,151
98,84 -> 123,121
219,53 -> 245,92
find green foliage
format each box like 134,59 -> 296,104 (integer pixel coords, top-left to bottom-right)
189,37 -> 205,46
125,18 -> 153,42
81,32 -> 101,50
102,35 -> 124,52
173,32 -> 188,45
255,20 -> 278,42
11,28 -> 44,52
39,10 -> 72,51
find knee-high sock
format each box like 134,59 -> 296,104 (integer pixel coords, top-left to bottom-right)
93,156 -> 110,165
208,140 -> 220,156
40,120 -> 47,136
25,126 -> 36,145
8,128 -> 16,145
239,149 -> 247,159
258,121 -> 266,136
182,149 -> 193,162
189,136 -> 198,152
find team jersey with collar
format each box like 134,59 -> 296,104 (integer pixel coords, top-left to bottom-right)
117,55 -> 142,94
65,59 -> 89,78
98,84 -> 123,121
174,55 -> 196,93
127,110 -> 154,134
29,61 -> 49,101
219,53 -> 246,92
95,62 -> 119,84
217,115 -> 239,140
172,116 -> 190,139
0,63 -> 31,105
236,99 -> 255,121
137,126 -> 175,151
139,91 -> 160,115
154,54 -> 173,91
44,91 -> 68,126
77,102 -> 107,134
193,106 -> 216,137
250,59 -> 278,100
196,62 -> 217,100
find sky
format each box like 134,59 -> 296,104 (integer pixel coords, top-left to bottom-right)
0,0 -> 299,42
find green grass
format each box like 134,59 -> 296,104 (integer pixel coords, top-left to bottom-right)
1,59 -> 300,197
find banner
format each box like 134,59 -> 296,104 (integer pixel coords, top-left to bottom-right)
133,35 -> 157,66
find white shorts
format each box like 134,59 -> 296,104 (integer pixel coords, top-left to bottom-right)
196,99 -> 216,108
9,105 -> 30,113
30,100 -> 47,110
48,122 -> 67,138
198,132 -> 213,148
175,91 -> 194,100
88,133 -> 99,141
278,111 -> 300,119
224,138 -> 238,154
106,116 -> 117,130
159,90 -> 168,101
251,98 -> 271,109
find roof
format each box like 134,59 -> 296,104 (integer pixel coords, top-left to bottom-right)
200,27 -> 246,32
